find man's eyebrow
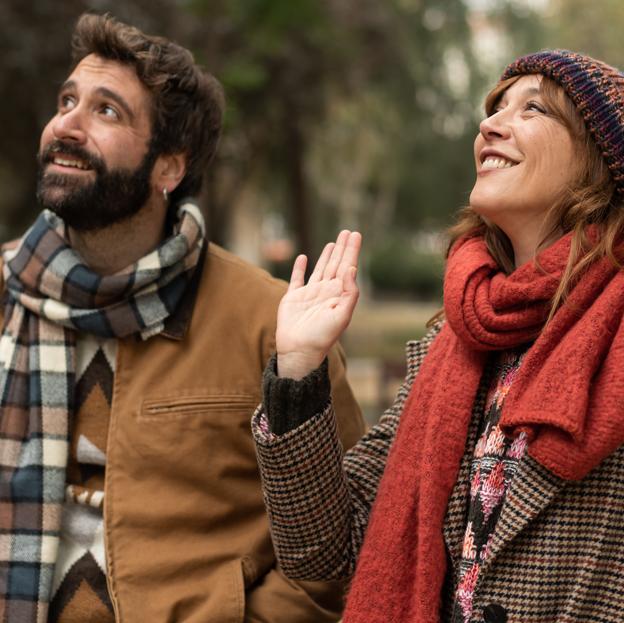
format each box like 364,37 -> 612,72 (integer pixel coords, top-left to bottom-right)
59,79 -> 76,95
96,87 -> 135,121
58,80 -> 135,121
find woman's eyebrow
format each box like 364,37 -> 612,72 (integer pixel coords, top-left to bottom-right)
521,86 -> 541,97
497,86 -> 541,109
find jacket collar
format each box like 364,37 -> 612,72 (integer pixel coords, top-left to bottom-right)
160,241 -> 206,341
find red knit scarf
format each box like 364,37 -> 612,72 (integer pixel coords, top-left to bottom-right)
343,233 -> 624,623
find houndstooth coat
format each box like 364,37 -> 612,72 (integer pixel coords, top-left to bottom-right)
253,325 -> 624,623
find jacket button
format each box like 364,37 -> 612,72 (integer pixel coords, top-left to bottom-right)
483,603 -> 507,623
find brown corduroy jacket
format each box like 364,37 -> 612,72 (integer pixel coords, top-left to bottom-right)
2,242 -> 365,622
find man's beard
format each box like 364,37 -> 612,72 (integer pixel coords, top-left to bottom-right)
36,140 -> 158,231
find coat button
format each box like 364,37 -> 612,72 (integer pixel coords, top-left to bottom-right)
483,603 -> 507,623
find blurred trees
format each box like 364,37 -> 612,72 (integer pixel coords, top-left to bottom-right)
186,0 -> 484,257
1,0 -> 623,273
544,0 -> 624,64
0,0 -> 484,257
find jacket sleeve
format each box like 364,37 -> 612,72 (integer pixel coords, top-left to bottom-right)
252,325 -> 440,580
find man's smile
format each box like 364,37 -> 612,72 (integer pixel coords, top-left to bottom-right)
42,147 -> 95,176
49,155 -> 92,171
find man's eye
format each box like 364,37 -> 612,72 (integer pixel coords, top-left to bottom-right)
101,104 -> 120,120
59,95 -> 76,111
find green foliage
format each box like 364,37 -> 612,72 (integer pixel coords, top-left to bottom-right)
220,59 -> 268,92
4,0 -> 624,259
368,237 -> 444,300
544,0 -> 624,63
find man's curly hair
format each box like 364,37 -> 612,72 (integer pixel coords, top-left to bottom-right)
71,13 -> 225,205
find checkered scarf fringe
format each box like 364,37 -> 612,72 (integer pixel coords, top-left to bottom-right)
0,201 -> 205,622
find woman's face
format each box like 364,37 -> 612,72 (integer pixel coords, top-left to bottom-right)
470,75 -> 578,243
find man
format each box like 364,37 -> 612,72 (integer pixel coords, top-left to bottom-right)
0,13 -> 364,623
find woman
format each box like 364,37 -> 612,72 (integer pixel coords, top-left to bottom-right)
253,50 -> 624,623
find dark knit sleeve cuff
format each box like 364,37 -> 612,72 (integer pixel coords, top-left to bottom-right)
262,354 -> 331,436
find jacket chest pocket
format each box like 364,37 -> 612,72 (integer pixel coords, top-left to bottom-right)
132,392 -> 261,477
141,393 -> 259,419
116,391 -> 265,523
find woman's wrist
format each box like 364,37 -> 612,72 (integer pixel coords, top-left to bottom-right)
277,351 -> 326,380
263,354 -> 331,435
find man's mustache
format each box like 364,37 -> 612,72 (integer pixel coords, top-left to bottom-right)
38,140 -> 105,173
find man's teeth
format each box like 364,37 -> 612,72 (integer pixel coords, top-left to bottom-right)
53,157 -> 89,170
482,157 -> 515,170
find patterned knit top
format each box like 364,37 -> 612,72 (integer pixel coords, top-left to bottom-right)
452,348 -> 528,623
48,334 -> 116,622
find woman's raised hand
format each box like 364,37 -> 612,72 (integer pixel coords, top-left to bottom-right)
276,230 -> 362,379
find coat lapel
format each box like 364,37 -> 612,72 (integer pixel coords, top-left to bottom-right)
442,355 -> 566,579
478,454 -> 564,576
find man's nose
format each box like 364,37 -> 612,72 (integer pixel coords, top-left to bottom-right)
51,107 -> 87,144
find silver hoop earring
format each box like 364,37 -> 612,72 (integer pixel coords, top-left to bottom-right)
163,187 -> 169,202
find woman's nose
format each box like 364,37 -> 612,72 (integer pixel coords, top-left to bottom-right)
479,110 -> 512,141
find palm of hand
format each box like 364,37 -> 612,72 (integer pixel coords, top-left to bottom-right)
277,277 -> 350,356
275,230 -> 361,379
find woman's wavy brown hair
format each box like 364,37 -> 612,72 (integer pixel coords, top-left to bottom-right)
447,75 -> 622,322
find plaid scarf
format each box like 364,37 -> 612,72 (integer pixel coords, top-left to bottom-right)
0,201 -> 204,623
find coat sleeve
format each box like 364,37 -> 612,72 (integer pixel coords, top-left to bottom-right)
327,342 -> 367,449
252,324 -> 440,580
244,277 -> 367,622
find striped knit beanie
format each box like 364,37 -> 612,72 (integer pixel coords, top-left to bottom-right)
502,50 -> 624,194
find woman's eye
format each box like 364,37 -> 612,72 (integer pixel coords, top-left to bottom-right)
526,101 -> 546,114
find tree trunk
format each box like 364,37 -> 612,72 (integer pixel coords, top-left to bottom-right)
283,98 -> 312,264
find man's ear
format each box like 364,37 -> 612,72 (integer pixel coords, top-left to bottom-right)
152,152 -> 187,194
